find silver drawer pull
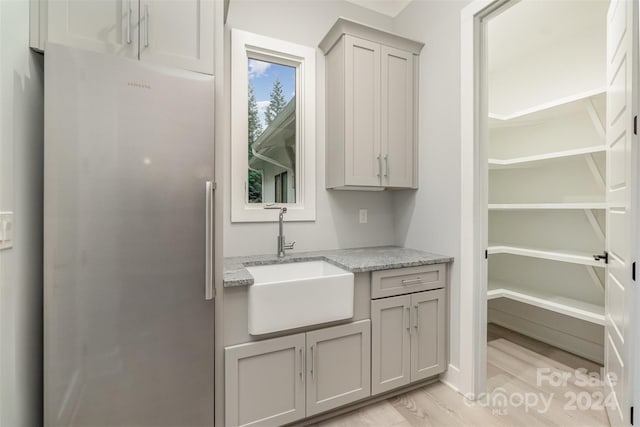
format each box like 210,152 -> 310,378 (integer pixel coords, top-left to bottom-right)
401,277 -> 423,285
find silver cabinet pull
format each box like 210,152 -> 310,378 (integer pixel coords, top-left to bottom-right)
405,306 -> 410,331
311,345 -> 315,379
414,305 -> 419,329
126,0 -> 131,44
299,348 -> 304,384
205,181 -> 214,300
401,277 -> 423,285
376,155 -> 382,177
144,4 -> 150,47
384,154 -> 389,177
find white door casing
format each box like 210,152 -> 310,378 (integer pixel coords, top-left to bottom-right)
605,0 -> 636,425
460,0 -> 639,407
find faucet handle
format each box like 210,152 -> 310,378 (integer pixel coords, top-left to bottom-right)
264,204 -> 287,214
284,241 -> 296,250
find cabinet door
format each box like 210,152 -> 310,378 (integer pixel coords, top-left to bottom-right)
371,295 -> 411,395
139,0 -> 214,74
381,45 -> 415,188
225,334 -> 306,427
306,320 -> 371,416
47,0 -> 139,60
344,35 -> 381,186
410,289 -> 446,381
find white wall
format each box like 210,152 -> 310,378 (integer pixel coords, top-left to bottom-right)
0,0 -> 44,425
223,0 -> 398,257
392,0 -> 473,380
488,30 -> 605,117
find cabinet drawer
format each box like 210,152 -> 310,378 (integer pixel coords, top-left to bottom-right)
371,264 -> 446,299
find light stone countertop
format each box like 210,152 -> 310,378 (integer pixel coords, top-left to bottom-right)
223,246 -> 453,287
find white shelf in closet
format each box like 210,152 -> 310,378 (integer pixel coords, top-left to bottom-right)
487,283 -> 605,325
489,145 -> 605,169
488,202 -> 607,210
487,244 -> 605,267
488,88 -> 606,122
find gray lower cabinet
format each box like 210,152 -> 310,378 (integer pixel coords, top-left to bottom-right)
225,333 -> 306,427
225,320 -> 371,426
306,320 -> 371,416
411,288 -> 447,381
371,288 -> 446,394
371,295 -> 411,394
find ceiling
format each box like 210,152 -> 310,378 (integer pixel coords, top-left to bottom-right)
487,0 -> 609,72
344,0 -> 412,17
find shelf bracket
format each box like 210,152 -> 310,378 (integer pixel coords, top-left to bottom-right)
585,98 -> 606,140
585,265 -> 605,291
584,154 -> 605,191
584,209 -> 605,243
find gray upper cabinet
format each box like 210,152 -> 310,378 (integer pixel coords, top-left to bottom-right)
225,334 -> 306,427
381,45 -> 416,188
30,0 -> 214,74
306,320 -> 371,416
320,18 -> 424,190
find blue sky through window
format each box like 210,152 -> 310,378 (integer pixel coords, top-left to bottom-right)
248,58 -> 295,129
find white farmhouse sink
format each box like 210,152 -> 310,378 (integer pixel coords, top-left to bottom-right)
246,260 -> 354,335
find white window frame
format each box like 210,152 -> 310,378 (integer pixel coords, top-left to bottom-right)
231,29 -> 316,222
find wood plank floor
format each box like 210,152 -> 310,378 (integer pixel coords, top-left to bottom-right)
314,324 -> 610,427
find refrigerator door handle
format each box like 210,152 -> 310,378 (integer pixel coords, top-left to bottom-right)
126,0 -> 132,44
144,4 -> 150,48
205,181 -> 214,300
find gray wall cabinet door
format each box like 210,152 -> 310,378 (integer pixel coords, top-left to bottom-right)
371,295 -> 411,394
410,289 -> 446,381
306,320 -> 371,416
344,36 -> 382,187
381,45 -> 415,188
225,334 -> 306,427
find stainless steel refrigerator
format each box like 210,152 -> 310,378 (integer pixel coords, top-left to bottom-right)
43,44 -> 215,426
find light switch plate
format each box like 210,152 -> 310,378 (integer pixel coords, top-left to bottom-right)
0,212 -> 14,250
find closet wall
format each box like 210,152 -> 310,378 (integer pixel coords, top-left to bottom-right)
486,0 -> 609,363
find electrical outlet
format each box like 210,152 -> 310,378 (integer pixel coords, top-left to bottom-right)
0,212 -> 14,251
359,209 -> 368,224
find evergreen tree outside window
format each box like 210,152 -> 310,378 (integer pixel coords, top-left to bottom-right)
248,82 -> 263,203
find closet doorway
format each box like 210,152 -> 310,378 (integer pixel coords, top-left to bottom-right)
460,1 -> 638,426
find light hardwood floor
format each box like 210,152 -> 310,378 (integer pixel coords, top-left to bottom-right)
315,324 -> 610,427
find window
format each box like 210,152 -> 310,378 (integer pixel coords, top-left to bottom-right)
231,29 -> 316,222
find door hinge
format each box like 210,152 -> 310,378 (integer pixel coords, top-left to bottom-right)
631,406 -> 634,425
593,251 -> 609,264
633,262 -> 636,281
635,116 -> 638,135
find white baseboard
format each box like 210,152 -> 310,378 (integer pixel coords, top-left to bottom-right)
440,363 -> 461,393
488,301 -> 604,364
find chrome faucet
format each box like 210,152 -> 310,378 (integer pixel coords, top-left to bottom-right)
265,206 -> 295,258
